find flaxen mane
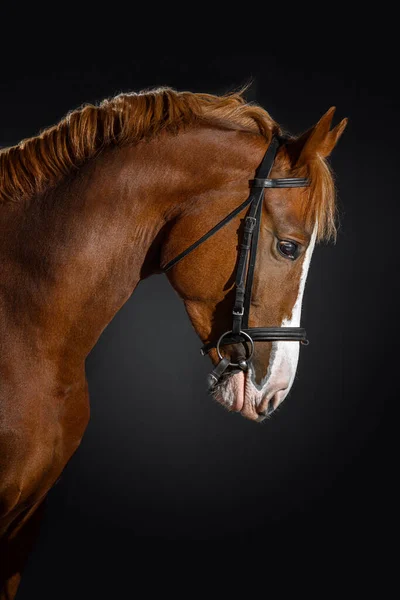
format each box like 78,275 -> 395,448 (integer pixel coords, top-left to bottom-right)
0,87 -> 336,240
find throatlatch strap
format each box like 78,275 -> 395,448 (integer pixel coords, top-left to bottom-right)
162,136 -> 282,274
162,195 -> 255,273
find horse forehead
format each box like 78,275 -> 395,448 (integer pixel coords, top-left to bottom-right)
264,187 -> 310,231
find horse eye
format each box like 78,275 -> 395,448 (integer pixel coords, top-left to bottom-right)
277,240 -> 299,260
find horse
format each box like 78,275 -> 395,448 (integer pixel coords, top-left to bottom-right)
0,87 -> 346,598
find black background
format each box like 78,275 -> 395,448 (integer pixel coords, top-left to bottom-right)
1,39 -> 390,596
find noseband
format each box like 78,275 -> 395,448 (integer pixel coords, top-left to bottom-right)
162,136 -> 310,388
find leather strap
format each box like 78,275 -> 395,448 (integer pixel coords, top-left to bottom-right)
162,195 -> 255,273
231,200 -> 262,334
241,186 -> 263,330
201,327 -> 308,355
207,356 -> 230,388
252,177 -> 310,188
231,136 -> 279,332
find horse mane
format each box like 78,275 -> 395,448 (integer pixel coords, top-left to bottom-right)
0,87 -> 336,241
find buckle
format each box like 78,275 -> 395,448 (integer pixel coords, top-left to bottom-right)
251,178 -> 273,188
233,307 -> 244,316
245,216 -> 257,231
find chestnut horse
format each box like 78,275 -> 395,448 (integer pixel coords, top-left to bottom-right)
0,88 -> 346,598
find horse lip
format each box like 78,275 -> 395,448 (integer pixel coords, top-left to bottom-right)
210,369 -> 245,413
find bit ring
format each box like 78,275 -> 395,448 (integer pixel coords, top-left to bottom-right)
216,330 -> 255,367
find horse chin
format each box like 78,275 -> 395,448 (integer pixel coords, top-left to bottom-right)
211,370 -> 246,414
211,369 -> 263,421
211,367 -> 289,422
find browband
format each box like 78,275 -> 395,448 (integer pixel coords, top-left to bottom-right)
252,177 -> 310,188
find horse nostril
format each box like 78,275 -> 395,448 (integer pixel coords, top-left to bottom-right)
259,400 -> 275,418
258,389 -> 287,418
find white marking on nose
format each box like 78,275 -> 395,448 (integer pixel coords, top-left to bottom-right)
215,225 -> 318,420
260,224 -> 318,402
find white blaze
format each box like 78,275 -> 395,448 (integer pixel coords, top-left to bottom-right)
215,225 -> 318,418
260,225 -> 318,405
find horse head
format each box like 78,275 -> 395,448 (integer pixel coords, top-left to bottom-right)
163,107 -> 347,421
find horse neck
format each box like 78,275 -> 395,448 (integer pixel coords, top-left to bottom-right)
0,127 -> 266,371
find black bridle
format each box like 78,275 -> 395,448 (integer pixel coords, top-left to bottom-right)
162,136 -> 310,388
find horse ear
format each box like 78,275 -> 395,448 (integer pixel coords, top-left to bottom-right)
287,107 -> 348,167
